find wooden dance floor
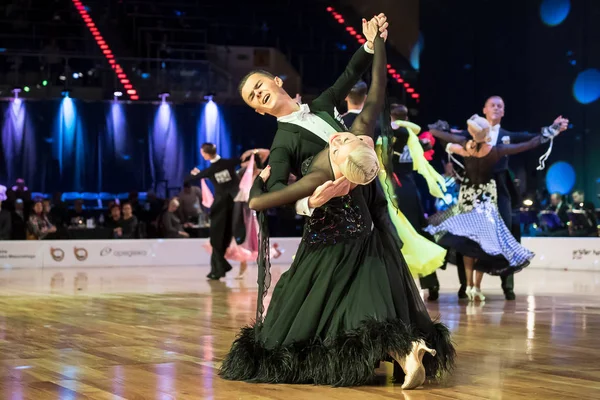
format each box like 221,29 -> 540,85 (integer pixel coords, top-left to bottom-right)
0,265 -> 599,399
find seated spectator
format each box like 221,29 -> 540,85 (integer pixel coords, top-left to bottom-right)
178,182 -> 204,223
162,198 -> 189,238
105,204 -> 123,238
128,191 -> 146,219
120,202 -> 139,239
538,193 -> 570,237
570,190 -> 598,237
11,198 -> 27,240
0,185 -> 11,240
68,199 -> 91,226
27,200 -> 57,240
49,192 -> 69,227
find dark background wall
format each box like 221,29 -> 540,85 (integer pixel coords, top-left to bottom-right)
419,0 -> 600,205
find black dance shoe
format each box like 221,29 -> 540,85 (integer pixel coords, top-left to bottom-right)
504,290 -> 516,300
457,285 -> 468,299
427,287 -> 439,301
206,273 -> 221,281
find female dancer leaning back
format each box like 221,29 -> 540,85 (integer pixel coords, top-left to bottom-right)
425,115 -> 563,301
219,30 -> 455,389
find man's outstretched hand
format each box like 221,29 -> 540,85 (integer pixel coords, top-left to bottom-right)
308,177 -> 352,209
240,148 -> 270,165
553,115 -> 569,132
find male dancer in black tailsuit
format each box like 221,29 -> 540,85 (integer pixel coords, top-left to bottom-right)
186,143 -> 240,280
238,15 -> 417,381
388,104 -> 442,301
239,15 -> 391,227
453,96 -> 568,299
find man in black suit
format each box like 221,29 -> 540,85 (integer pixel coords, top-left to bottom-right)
571,190 -> 597,236
385,104 -> 442,300
454,96 -> 568,299
239,15 -> 393,225
342,80 -> 383,140
341,80 -> 367,128
10,198 -> 27,240
539,193 -> 569,236
238,17 -> 419,382
186,143 -> 241,280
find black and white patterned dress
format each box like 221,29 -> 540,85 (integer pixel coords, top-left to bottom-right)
424,142 -> 541,276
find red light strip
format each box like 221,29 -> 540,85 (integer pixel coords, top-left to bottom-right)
71,0 -> 138,100
326,6 -> 419,102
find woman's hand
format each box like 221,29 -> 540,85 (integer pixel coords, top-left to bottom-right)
308,177 -> 351,208
259,165 -> 271,181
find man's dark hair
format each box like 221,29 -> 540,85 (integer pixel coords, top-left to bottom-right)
390,103 -> 408,121
109,203 -> 120,211
183,182 -> 191,188
347,81 -> 368,105
201,143 -> 217,156
238,69 -> 276,96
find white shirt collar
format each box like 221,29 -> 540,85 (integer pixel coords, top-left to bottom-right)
346,109 -> 361,114
277,103 -> 310,123
210,155 -> 221,164
490,124 -> 501,145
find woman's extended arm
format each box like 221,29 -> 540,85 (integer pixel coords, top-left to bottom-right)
349,35 -> 386,138
249,169 -> 331,211
428,127 -> 469,147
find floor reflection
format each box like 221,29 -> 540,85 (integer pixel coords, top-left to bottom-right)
0,265 -> 598,398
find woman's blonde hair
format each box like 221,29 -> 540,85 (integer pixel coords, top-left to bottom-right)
339,143 -> 381,185
466,114 -> 491,143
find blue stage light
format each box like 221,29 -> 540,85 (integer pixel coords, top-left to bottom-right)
540,0 -> 571,27
573,68 -> 600,104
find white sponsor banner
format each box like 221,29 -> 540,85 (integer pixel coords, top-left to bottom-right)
522,237 -> 600,271
28,237 -> 302,268
3,237 -> 596,271
42,240 -> 158,267
0,241 -> 44,268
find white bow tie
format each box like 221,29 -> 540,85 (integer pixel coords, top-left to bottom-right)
296,103 -> 311,121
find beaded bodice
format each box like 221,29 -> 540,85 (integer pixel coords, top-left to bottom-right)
301,155 -> 370,246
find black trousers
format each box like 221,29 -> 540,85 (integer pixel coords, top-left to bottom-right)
209,197 -> 235,277
497,194 -> 515,292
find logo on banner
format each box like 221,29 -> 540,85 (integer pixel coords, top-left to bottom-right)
74,247 -> 88,262
50,247 -> 65,262
100,247 -> 148,257
0,248 -> 37,260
